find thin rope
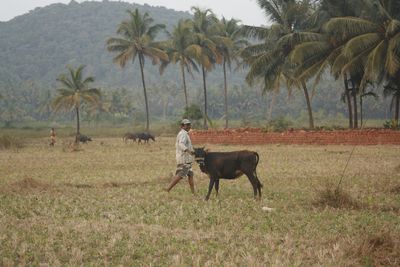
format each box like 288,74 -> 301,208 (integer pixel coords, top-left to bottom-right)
336,115 -> 365,192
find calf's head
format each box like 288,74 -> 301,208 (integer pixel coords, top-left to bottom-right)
194,147 -> 207,171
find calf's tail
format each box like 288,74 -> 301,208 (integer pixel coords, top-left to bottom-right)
254,152 -> 263,188
254,152 -> 259,167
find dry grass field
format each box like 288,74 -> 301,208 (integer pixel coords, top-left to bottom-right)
0,136 -> 399,266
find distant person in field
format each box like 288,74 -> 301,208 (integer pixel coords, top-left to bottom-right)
50,128 -> 56,146
165,119 -> 195,194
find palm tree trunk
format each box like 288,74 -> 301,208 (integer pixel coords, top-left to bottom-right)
180,62 -> 188,109
350,79 -> 358,129
162,95 -> 168,121
223,59 -> 228,129
139,54 -> 150,131
360,95 -> 363,127
395,94 -> 400,127
344,74 -> 353,128
301,80 -> 314,129
267,91 -> 277,120
75,106 -> 80,143
202,66 -> 208,130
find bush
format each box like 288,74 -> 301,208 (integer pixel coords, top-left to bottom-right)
313,184 -> 362,209
0,135 -> 24,150
383,119 -> 399,129
182,104 -> 203,128
183,104 -> 203,121
263,116 -> 292,132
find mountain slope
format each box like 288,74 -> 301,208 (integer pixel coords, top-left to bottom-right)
0,0 -> 193,88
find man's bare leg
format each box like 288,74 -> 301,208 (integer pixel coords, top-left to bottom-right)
188,175 -> 195,194
165,175 -> 182,192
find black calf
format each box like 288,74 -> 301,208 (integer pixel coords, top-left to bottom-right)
194,147 -> 262,200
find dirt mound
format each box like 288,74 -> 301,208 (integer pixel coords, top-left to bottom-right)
5,177 -> 51,193
313,186 -> 362,209
351,231 -> 400,266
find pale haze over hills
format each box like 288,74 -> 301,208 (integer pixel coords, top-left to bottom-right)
0,0 -> 267,26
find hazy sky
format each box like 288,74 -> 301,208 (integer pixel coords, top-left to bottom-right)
0,0 -> 268,26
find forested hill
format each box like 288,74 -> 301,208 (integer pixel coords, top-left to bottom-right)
0,0 -> 200,88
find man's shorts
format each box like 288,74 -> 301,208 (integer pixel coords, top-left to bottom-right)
175,163 -> 193,178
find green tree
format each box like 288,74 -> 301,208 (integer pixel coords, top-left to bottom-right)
290,0 -> 365,128
52,65 -> 101,142
323,0 -> 400,126
243,0 -> 316,128
216,17 -> 248,128
160,19 -> 201,109
107,8 -> 168,131
384,76 -> 400,126
191,7 -> 220,129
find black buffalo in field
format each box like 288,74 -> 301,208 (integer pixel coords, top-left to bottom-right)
194,147 -> 262,200
123,132 -> 138,143
78,134 -> 92,143
136,132 -> 155,144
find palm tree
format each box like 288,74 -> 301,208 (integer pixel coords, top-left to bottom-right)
290,0 -> 366,128
191,7 -> 220,129
384,75 -> 400,126
216,17 -> 248,128
107,8 -> 168,131
242,0 -> 316,128
52,65 -> 101,143
323,0 -> 400,126
160,19 -> 200,109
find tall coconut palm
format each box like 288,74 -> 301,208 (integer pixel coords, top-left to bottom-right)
191,7 -> 220,129
107,8 -> 168,131
242,0 -> 316,128
159,19 -> 201,109
290,0 -> 366,128
52,65 -> 101,143
216,17 -> 248,128
290,33 -> 358,128
323,0 -> 400,126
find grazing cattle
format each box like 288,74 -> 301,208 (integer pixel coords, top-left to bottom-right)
136,132 -> 155,144
194,147 -> 262,200
78,134 -> 92,143
123,132 -> 138,143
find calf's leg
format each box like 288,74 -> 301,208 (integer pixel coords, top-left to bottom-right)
215,179 -> 220,197
254,171 -> 262,199
245,173 -> 259,199
205,178 -> 216,201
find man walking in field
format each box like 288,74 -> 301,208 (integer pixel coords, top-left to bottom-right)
165,119 -> 195,194
50,128 -> 56,146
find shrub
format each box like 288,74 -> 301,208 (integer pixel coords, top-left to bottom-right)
0,135 -> 24,150
383,120 -> 399,129
313,184 -> 362,209
264,116 -> 292,132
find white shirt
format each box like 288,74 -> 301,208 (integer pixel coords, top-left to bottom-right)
175,128 -> 193,164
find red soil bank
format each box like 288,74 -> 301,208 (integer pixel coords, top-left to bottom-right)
190,128 -> 400,145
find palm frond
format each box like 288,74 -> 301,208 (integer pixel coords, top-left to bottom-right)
257,0 -> 284,25
363,40 -> 387,82
240,25 -> 269,40
324,17 -> 379,42
343,33 -> 381,59
386,32 -> 400,75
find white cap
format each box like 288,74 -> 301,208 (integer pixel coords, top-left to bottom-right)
181,119 -> 191,125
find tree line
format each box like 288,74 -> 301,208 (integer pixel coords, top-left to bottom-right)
102,0 -> 399,133
1,0 -> 399,140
